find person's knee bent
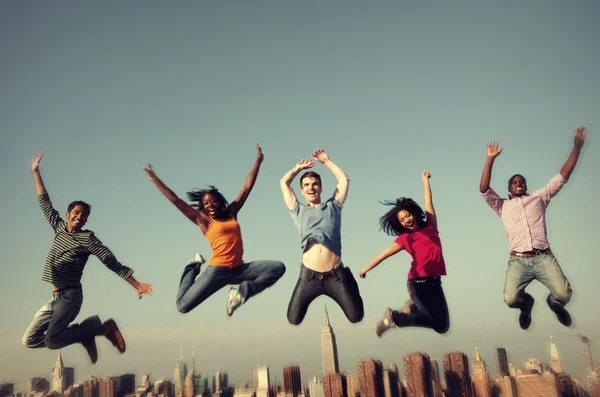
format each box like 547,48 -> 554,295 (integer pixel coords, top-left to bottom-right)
553,287 -> 573,305
433,319 -> 450,334
44,334 -> 61,350
504,293 -> 520,308
273,262 -> 286,278
22,333 -> 37,348
176,301 -> 191,314
287,310 -> 303,326
347,307 -> 364,324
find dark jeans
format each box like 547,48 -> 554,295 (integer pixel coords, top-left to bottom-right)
391,276 -> 450,334
287,264 -> 364,325
22,288 -> 104,349
176,260 -> 286,313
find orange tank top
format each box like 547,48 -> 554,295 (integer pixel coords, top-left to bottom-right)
205,217 -> 244,267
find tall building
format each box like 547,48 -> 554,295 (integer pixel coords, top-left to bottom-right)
308,377 -> 324,397
118,374 -> 135,397
490,378 -> 517,397
471,347 -> 491,397
27,377 -> 50,393
283,366 -> 302,397
183,352 -> 198,397
345,372 -> 360,397
431,359 -> 443,397
64,367 -> 75,390
100,378 -> 116,397
84,376 -> 100,397
323,373 -> 344,397
549,337 -> 563,374
52,351 -> 66,394
0,384 -> 14,397
357,359 -> 383,397
174,342 -> 188,397
515,372 -> 560,397
496,348 -> 509,378
382,369 -> 401,397
155,380 -> 173,397
443,351 -> 472,397
141,373 -> 151,391
321,307 -> 340,376
582,336 -> 600,397
404,352 -> 432,397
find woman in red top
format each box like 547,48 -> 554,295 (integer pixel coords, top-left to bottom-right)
359,171 -> 449,337
143,145 -> 285,317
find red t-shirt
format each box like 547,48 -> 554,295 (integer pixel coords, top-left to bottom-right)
394,223 -> 447,279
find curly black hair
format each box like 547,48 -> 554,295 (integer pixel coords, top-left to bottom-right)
379,197 -> 426,236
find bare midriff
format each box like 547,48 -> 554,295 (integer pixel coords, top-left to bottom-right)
302,240 -> 341,272
52,285 -> 66,292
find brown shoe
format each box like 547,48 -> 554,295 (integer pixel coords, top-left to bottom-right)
81,338 -> 98,364
103,319 -> 126,353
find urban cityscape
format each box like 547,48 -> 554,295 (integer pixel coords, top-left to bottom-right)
1,309 -> 599,397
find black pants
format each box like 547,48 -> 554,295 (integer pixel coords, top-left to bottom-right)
391,276 -> 450,334
287,264 -> 364,325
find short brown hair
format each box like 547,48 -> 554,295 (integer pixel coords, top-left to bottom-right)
300,171 -> 322,188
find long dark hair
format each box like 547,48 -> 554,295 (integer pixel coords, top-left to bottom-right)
186,186 -> 229,215
379,197 -> 426,236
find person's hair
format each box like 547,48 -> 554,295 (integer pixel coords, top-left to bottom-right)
187,186 -> 229,214
507,174 -> 527,191
379,197 -> 427,236
299,171 -> 322,188
67,201 -> 91,216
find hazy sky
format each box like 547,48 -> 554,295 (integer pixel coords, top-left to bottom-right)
1,0 -> 599,391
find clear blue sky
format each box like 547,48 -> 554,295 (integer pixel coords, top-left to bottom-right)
1,0 -> 599,391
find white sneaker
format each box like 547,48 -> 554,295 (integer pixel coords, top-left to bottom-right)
188,253 -> 206,265
375,308 -> 397,337
226,288 -> 245,317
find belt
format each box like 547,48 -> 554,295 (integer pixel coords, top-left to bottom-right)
510,248 -> 550,258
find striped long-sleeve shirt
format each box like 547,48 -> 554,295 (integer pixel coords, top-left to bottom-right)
481,174 -> 567,252
38,193 -> 134,288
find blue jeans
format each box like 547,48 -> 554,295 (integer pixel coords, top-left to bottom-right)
176,260 -> 286,313
22,288 -> 104,349
287,264 -> 364,325
504,251 -> 572,309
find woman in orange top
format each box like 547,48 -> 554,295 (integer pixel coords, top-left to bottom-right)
143,145 -> 286,316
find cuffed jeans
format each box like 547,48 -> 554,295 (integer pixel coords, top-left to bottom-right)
391,276 -> 450,334
176,260 -> 286,314
504,251 -> 572,309
22,288 -> 104,349
287,264 -> 364,325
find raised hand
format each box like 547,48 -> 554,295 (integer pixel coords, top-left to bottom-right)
136,283 -> 155,299
359,268 -> 368,279
312,149 -> 330,164
486,141 -> 503,158
422,170 -> 431,180
256,144 -> 264,163
295,158 -> 315,171
574,126 -> 588,148
142,164 -> 157,180
31,152 -> 44,172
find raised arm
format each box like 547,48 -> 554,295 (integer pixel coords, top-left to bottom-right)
143,164 -> 201,226
422,170 -> 437,229
312,149 -> 350,205
280,159 -> 315,210
126,275 -> 155,299
359,243 -> 404,278
479,141 -> 503,193
560,126 -> 587,180
228,145 -> 264,217
31,152 -> 47,195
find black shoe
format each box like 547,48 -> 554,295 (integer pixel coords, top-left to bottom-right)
546,295 -> 572,326
82,338 -> 98,364
519,294 -> 535,330
103,319 -> 126,353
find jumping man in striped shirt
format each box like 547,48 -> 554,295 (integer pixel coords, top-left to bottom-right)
479,126 -> 588,330
23,152 -> 155,364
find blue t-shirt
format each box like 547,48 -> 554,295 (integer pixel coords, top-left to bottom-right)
289,197 -> 343,256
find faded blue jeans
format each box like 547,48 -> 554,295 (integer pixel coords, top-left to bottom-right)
176,260 -> 286,313
503,251 -> 572,309
22,288 -> 104,349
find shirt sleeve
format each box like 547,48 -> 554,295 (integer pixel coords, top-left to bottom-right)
38,193 -> 65,232
328,197 -> 343,212
481,188 -> 504,217
88,233 -> 134,281
535,174 -> 567,203
394,234 -> 406,247
289,200 -> 302,232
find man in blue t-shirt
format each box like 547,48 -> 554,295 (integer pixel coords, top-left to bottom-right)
280,149 -> 364,325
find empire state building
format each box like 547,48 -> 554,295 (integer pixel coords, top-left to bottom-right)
321,306 -> 340,376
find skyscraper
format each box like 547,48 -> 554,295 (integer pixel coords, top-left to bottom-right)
174,342 -> 188,397
184,352 -> 198,397
496,348 -> 509,378
443,351 -> 472,397
345,372 -> 360,397
582,337 -> 600,397
471,347 -> 491,397
321,306 -> 340,376
431,359 -> 443,397
550,337 -> 563,374
308,376 -> 324,397
403,352 -> 432,397
357,359 -> 383,397
52,351 -> 65,394
323,373 -> 345,397
283,366 -> 302,397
